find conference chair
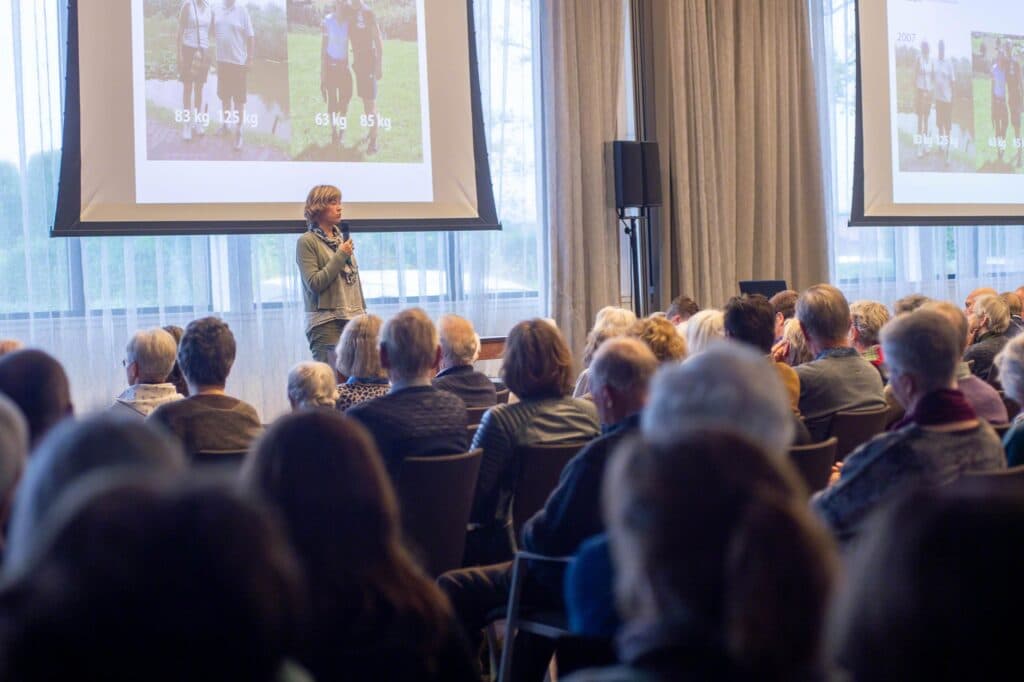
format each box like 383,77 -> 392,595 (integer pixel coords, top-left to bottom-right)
829,405 -> 890,461
511,441 -> 588,543
788,437 -> 838,495
496,388 -> 511,404
394,449 -> 482,577
964,465 -> 1024,495
467,405 -> 490,426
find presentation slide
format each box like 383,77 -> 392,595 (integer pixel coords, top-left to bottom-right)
857,0 -> 1024,222
57,0 -> 495,234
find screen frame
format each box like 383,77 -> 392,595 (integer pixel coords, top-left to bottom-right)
849,0 -> 1024,227
52,0 -> 500,237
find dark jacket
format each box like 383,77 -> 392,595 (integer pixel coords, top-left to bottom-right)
432,365 -> 497,408
964,331 -> 1010,385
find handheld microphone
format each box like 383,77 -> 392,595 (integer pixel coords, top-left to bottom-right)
341,221 -> 351,242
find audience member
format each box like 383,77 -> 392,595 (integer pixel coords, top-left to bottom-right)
793,285 -> 885,441
0,349 -> 73,449
347,309 -> 468,479
920,301 -> 1007,423
723,294 -> 801,414
466,319 -> 599,565
0,478 -> 305,682
994,335 -> 1024,465
3,414 -> 186,576
0,340 -> 23,357
964,286 -> 997,315
665,295 -> 700,325
333,313 -> 390,410
769,289 -> 799,342
772,316 -> 814,366
965,293 -> 1011,383
643,342 -> 811,452
0,394 -> 28,555
162,324 -> 190,397
149,317 -> 262,458
566,431 -> 837,681
682,309 -> 724,356
892,292 -> 930,315
848,300 -> 889,376
433,314 -> 497,408
575,307 -> 637,398
286,361 -> 338,409
627,315 -> 687,364
1001,291 -> 1024,337
245,410 -> 476,681
812,310 -> 1004,543
111,328 -> 184,418
829,484 -> 1024,680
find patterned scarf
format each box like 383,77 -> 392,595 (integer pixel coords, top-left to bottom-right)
308,224 -> 358,285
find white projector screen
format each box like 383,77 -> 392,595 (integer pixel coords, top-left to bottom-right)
53,0 -> 498,235
853,0 -> 1024,225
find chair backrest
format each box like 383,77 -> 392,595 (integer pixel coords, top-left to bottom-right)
993,423 -> 1012,439
467,423 -> 479,442
191,449 -> 248,472
1000,392 -> 1021,421
787,437 -> 838,495
511,441 -> 588,542
467,406 -> 490,426
395,449 -> 483,578
829,405 -> 890,461
496,388 -> 511,404
963,465 -> 1024,495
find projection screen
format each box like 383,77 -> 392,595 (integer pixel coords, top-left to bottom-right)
53,0 -> 498,235
852,0 -> 1024,226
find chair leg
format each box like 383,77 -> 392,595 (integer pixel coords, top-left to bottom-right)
485,621 -> 502,681
497,556 -> 525,682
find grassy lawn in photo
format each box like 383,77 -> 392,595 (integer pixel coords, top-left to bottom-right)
972,77 -> 1021,172
287,29 -> 424,162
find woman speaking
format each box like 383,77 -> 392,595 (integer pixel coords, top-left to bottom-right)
297,185 -> 366,363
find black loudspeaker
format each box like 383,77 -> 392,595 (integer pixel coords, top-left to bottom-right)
613,140 -> 662,209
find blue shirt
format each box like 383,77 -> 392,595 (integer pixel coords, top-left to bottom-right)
323,14 -> 349,61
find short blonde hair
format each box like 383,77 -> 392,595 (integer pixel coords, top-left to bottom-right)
628,316 -> 687,363
304,184 -> 341,225
335,314 -> 385,379
782,317 -> 814,366
683,309 -> 724,357
849,300 -> 890,348
973,294 -> 1011,335
582,307 -> 637,366
287,362 -> 338,409
438,314 -> 480,366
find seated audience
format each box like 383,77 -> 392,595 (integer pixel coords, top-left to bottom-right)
566,431 -> 837,681
892,292 -> 930,315
723,294 -> 801,414
0,349 -> 73,448
830,484 -> 1024,680
433,314 -> 497,408
772,316 -> 814,366
812,310 -> 1005,543
162,324 -> 190,397
627,315 -> 687,364
792,285 -> 885,441
0,340 -> 23,357
964,286 -> 997,315
286,361 -> 338,410
0,478 -> 305,681
111,328 -> 184,418
769,289 -> 799,342
920,301 -> 1007,423
665,295 -> 699,325
1000,291 -> 1024,337
994,335 -> 1024,465
3,413 -> 186,575
466,319 -> 599,566
0,394 -> 28,555
333,313 -> 390,411
848,300 -> 889,376
347,309 -> 468,479
575,307 -> 637,398
965,293 -> 1011,383
245,410 -> 476,682
681,308 -> 724,356
149,317 -> 262,458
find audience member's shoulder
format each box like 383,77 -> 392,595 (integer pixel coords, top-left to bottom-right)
568,396 -> 600,419
433,387 -> 468,408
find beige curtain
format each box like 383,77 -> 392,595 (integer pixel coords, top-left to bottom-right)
650,0 -> 828,309
542,0 -> 626,357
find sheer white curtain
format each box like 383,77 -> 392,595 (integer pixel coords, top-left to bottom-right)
0,0 -> 545,421
811,0 -> 1024,307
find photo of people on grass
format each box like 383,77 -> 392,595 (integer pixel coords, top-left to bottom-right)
143,0 -> 291,161
972,32 -> 1024,173
286,0 -> 425,163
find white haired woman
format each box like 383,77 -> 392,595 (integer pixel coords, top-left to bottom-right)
965,294 -> 1012,383
995,335 -> 1024,466
334,314 -> 390,411
681,309 -> 724,357
574,307 -> 638,398
287,362 -> 339,410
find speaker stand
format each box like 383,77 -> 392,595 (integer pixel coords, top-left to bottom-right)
618,208 -> 649,317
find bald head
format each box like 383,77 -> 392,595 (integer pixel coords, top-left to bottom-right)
965,287 -> 997,315
0,350 -> 73,448
0,340 -> 23,357
438,314 -> 480,371
590,337 -> 658,425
